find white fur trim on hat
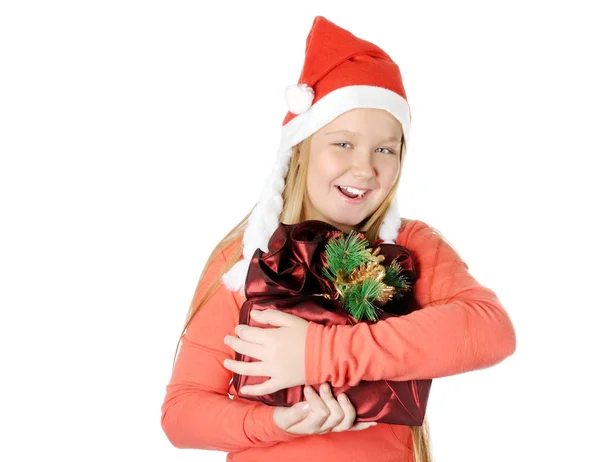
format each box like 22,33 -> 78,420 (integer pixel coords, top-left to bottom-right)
378,195 -> 402,243
280,85 -> 411,153
222,147 -> 294,293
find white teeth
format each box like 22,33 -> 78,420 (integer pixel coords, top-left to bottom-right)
339,186 -> 367,197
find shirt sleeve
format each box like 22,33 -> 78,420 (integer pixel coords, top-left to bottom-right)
304,220 -> 517,387
160,246 -> 300,451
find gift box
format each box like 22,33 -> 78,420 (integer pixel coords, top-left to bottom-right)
232,220 -> 432,425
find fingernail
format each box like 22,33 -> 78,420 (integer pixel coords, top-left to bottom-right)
235,325 -> 244,335
339,394 -> 348,404
300,402 -> 310,413
250,310 -> 260,318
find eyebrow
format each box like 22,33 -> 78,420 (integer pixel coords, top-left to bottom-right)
324,130 -> 402,143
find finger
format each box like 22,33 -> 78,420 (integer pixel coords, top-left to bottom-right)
302,385 -> 331,429
274,401 -> 311,430
250,308 -> 303,328
235,324 -> 272,345
331,393 -> 357,432
317,384 -> 345,430
224,335 -> 265,360
223,358 -> 266,377
239,378 -> 284,396
349,422 -> 378,432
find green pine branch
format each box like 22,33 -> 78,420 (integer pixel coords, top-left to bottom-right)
322,231 -> 372,282
320,233 -> 413,321
383,259 -> 412,298
345,278 -> 383,322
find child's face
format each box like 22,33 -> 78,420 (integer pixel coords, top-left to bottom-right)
305,108 -> 403,233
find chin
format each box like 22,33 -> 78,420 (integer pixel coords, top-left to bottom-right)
328,213 -> 369,230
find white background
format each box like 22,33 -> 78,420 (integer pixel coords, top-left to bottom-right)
1,1 -> 598,461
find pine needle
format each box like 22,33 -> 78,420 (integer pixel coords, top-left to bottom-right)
346,278 -> 383,321
323,231 -> 372,282
383,259 -> 412,297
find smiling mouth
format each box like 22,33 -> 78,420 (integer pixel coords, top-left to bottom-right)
336,185 -> 369,199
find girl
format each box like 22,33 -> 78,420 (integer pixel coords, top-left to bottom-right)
161,16 -> 516,462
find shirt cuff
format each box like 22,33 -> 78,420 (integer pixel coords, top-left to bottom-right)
256,405 -> 303,443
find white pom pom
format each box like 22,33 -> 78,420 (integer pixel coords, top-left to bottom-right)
285,83 -> 315,114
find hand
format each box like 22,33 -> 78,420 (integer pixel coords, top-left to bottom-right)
273,383 -> 376,436
223,309 -> 308,395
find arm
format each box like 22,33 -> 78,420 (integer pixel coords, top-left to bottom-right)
160,247 -> 299,451
305,220 -> 517,387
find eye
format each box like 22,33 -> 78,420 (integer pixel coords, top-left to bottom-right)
335,142 -> 352,149
376,147 -> 396,155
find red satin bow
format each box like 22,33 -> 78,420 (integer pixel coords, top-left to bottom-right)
232,220 -> 432,425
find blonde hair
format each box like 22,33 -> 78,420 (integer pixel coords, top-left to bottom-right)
173,134 -> 432,462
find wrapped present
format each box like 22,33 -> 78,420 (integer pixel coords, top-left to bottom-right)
232,220 -> 432,425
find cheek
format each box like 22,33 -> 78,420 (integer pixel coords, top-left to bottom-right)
307,150 -> 344,189
376,158 -> 400,190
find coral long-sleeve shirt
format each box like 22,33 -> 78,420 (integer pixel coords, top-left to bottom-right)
161,219 -> 516,462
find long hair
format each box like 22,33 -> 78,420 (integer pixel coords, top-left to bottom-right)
172,134 -> 432,462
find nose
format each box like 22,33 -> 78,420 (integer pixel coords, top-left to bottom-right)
350,149 -> 376,181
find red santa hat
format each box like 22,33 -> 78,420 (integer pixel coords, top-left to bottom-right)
223,16 -> 412,293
